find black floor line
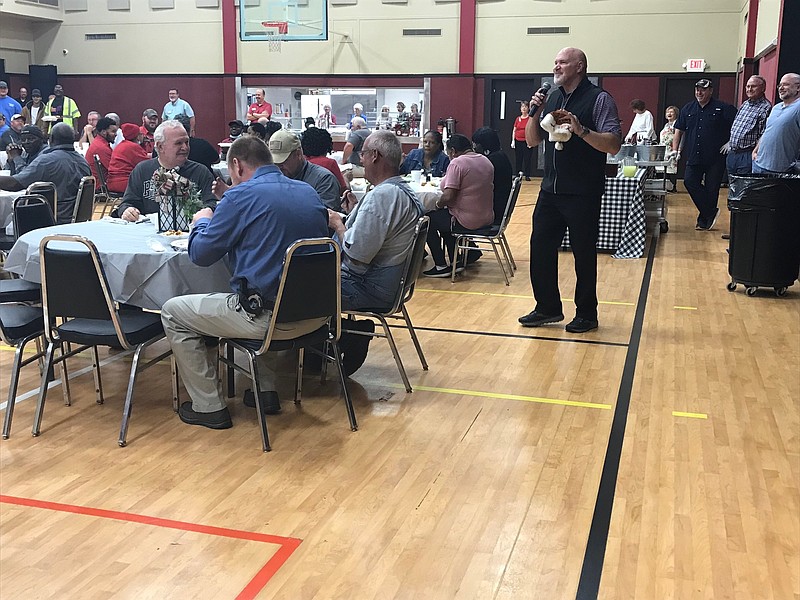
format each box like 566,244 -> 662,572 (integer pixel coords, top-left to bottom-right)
387,323 -> 628,349
575,234 -> 659,600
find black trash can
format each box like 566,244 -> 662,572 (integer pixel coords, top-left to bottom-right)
727,174 -> 800,296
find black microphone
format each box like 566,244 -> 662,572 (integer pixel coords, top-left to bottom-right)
535,82 -> 552,97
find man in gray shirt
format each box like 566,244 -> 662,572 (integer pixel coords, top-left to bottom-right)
328,130 -> 423,312
268,130 -> 340,209
0,122 -> 90,224
343,117 -> 370,167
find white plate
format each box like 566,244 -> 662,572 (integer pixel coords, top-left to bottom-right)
170,239 -> 189,251
218,142 -> 232,148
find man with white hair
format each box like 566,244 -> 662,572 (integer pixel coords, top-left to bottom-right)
753,73 -> 800,174
116,119 -> 215,222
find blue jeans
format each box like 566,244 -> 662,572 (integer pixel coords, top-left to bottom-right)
341,263 -> 403,312
726,149 -> 753,177
684,156 -> 726,225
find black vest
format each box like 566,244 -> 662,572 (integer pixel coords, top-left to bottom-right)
540,77 -> 606,197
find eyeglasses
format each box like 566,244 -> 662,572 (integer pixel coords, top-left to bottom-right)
362,148 -> 380,158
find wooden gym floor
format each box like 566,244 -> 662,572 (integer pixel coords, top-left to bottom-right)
1,183 -> 798,599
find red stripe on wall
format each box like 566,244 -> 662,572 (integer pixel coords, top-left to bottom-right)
222,0 -> 238,74
459,0 -> 476,74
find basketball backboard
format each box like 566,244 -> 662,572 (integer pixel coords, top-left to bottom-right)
240,0 -> 328,42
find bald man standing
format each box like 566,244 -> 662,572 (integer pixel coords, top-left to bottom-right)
519,47 -> 622,334
753,73 -> 800,174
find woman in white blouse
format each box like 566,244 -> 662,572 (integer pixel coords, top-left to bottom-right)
625,99 -> 656,144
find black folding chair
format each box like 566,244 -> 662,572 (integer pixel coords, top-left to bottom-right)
25,181 -> 57,220
343,216 -> 430,393
93,154 -> 123,218
72,175 -> 96,223
13,194 -> 56,238
0,303 -> 47,440
450,173 -> 523,285
217,238 -> 356,452
32,235 -> 173,446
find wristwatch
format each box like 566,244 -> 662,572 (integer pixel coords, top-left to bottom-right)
579,127 -> 591,139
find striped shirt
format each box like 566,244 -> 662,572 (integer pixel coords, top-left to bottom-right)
729,96 -> 771,151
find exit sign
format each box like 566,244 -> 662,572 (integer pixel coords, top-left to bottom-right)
686,59 -> 707,72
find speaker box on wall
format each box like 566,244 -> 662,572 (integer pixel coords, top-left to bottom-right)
29,64 -> 58,99
0,59 -> 6,83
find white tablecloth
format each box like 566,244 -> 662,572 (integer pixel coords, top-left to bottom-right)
4,220 -> 232,310
349,178 -> 442,212
0,190 -> 25,231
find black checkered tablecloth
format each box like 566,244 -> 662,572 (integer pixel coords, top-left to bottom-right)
562,168 -> 647,259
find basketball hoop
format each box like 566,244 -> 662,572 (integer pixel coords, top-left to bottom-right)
262,21 -> 288,53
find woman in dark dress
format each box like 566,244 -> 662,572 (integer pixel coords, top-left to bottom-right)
472,126 -> 513,225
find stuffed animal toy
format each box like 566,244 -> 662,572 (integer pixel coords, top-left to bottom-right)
541,109 -> 573,150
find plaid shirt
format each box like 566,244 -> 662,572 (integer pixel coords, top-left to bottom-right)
729,96 -> 771,151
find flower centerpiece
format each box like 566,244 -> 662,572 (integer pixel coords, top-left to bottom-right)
152,167 -> 204,234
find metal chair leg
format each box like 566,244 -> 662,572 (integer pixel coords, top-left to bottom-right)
451,236 -> 464,283
501,234 -> 516,270
489,239 -> 510,286
377,315 -> 412,393
91,345 -> 104,404
247,355 -> 271,452
295,348 -> 304,404
2,343 -> 26,440
329,338 -> 357,431
59,344 -> 72,406
32,342 -> 58,437
171,356 -> 179,412
118,343 -> 146,447
400,304 -> 428,370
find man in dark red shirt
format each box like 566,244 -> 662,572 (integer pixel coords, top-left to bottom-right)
85,116 -> 118,189
139,108 -> 159,155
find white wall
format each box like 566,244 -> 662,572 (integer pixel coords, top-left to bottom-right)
754,0 -> 781,56
0,0 -> 783,76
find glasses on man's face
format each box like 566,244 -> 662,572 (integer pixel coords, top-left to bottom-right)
363,148 -> 379,158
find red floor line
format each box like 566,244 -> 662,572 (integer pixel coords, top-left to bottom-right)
0,494 -> 303,599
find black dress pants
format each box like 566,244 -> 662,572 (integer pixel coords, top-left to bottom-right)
529,190 -> 601,321
515,143 -> 533,177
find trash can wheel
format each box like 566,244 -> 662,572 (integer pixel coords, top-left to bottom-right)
775,286 -> 788,297
726,281 -> 737,292
660,221 -> 669,233
745,286 -> 758,296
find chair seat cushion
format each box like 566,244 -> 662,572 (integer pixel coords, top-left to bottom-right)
0,305 -> 44,342
231,325 -> 331,353
0,233 -> 16,252
0,279 -> 42,303
57,311 -> 164,347
453,224 -> 500,237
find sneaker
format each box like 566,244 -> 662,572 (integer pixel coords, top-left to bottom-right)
178,402 -> 232,429
721,233 -> 730,240
243,389 -> 281,415
518,310 -> 565,327
525,176 -> 531,182
698,208 -> 720,231
423,265 -> 453,278
565,317 -> 599,333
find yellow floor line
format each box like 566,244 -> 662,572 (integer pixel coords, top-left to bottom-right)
388,383 -> 612,410
416,288 -> 635,306
673,306 -> 698,311
672,411 -> 708,419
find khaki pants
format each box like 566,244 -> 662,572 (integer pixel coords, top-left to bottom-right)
161,293 -> 325,413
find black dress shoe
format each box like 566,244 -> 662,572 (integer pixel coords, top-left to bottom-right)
243,389 -> 281,415
178,402 -> 233,429
518,310 -> 564,327
565,317 -> 599,333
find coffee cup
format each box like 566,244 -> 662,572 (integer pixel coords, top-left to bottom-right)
411,170 -> 422,185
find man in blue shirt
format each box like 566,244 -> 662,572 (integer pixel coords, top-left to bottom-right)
0,81 -> 22,125
672,79 -> 736,230
161,136 -> 329,430
161,88 -> 195,136
753,73 -> 800,174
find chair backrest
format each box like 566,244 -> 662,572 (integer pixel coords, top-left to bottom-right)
254,238 -> 340,355
39,235 -> 127,345
72,176 -> 96,223
13,195 -> 56,238
398,216 -> 430,307
25,181 -> 57,217
497,173 -> 523,233
93,154 -> 110,195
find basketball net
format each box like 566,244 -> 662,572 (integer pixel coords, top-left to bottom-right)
262,21 -> 288,53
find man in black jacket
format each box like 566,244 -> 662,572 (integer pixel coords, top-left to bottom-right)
519,47 -> 622,334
